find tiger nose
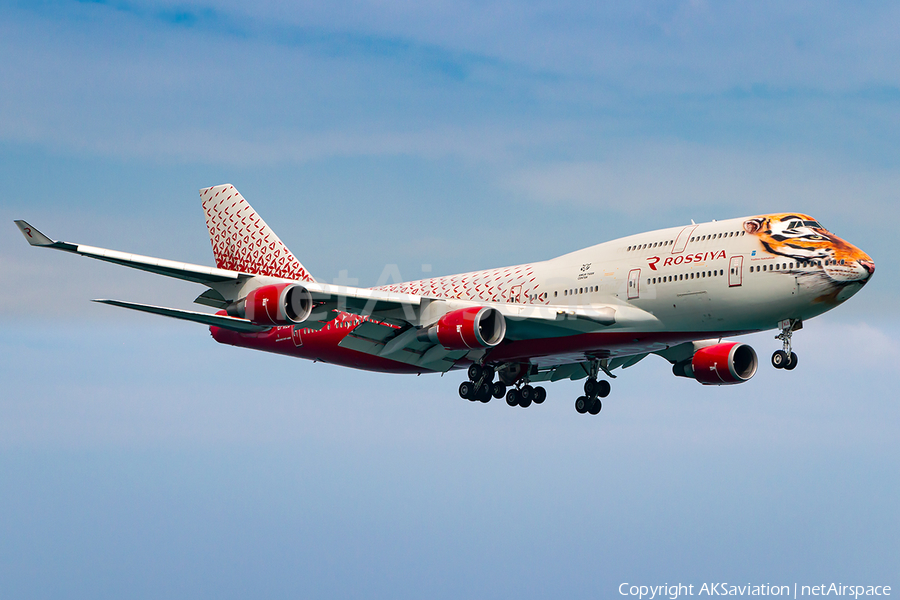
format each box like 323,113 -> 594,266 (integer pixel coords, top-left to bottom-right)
859,259 -> 875,278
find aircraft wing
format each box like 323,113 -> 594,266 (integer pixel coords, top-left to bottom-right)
15,220 -> 240,286
15,220 -> 659,360
14,220 -> 424,316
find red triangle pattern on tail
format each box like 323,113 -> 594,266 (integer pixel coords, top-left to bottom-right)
200,184 -> 315,282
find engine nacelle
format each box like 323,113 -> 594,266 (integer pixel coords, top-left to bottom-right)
232,283 -> 313,326
418,307 -> 507,350
673,342 -> 758,385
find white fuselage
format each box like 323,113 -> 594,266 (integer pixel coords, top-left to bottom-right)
377,214 -> 872,346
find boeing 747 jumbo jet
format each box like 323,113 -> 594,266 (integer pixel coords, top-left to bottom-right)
16,185 -> 874,415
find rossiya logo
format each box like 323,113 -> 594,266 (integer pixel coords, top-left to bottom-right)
647,250 -> 727,271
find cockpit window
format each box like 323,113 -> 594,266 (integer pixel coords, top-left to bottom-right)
789,220 -> 803,229
803,220 -> 822,229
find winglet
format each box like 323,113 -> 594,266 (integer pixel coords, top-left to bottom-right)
14,220 -> 56,246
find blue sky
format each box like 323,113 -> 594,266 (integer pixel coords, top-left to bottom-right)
1,1 -> 898,598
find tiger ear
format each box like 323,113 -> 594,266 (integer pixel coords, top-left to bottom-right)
744,218 -> 766,234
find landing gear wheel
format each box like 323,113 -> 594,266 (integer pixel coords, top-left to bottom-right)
477,384 -> 492,402
491,382 -> 507,399
506,389 -> 520,407
459,381 -> 475,399
584,379 -> 597,397
597,380 -> 611,398
519,394 -> 533,408
575,396 -> 588,414
772,350 -> 788,369
482,365 -> 495,383
533,386 -> 547,404
784,352 -> 798,371
467,364 -> 483,381
520,385 -> 535,402
588,398 -> 602,415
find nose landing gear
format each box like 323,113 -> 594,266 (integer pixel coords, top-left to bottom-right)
772,319 -> 800,370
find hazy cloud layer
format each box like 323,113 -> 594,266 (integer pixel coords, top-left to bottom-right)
2,4 -> 898,592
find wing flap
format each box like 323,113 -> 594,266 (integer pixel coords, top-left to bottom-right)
339,323 -> 466,372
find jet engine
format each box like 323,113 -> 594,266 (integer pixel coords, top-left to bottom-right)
418,306 -> 507,350
672,342 -> 758,385
230,283 -> 313,326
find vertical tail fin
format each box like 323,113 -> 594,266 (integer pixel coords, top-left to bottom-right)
199,184 -> 315,282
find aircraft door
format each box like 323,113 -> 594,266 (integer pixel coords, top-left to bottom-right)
627,269 -> 641,299
509,284 -> 523,303
291,326 -> 303,347
729,256 -> 743,287
672,225 -> 698,254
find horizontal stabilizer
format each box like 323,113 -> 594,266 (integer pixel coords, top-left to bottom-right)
93,299 -> 271,333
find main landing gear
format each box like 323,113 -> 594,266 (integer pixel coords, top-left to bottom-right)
458,363 -> 507,403
458,363 -> 549,409
771,319 -> 799,371
505,382 -> 546,409
575,361 -> 611,416
575,377 -> 610,416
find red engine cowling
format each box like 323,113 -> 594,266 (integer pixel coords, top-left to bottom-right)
419,307 -> 507,350
234,283 -> 313,326
678,342 -> 758,385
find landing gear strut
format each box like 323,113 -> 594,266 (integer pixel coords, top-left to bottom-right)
772,319 -> 799,371
576,361 -> 611,415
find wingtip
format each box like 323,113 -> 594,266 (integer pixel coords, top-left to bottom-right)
14,220 -> 56,246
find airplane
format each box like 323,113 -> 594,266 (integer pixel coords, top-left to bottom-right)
15,184 -> 875,415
